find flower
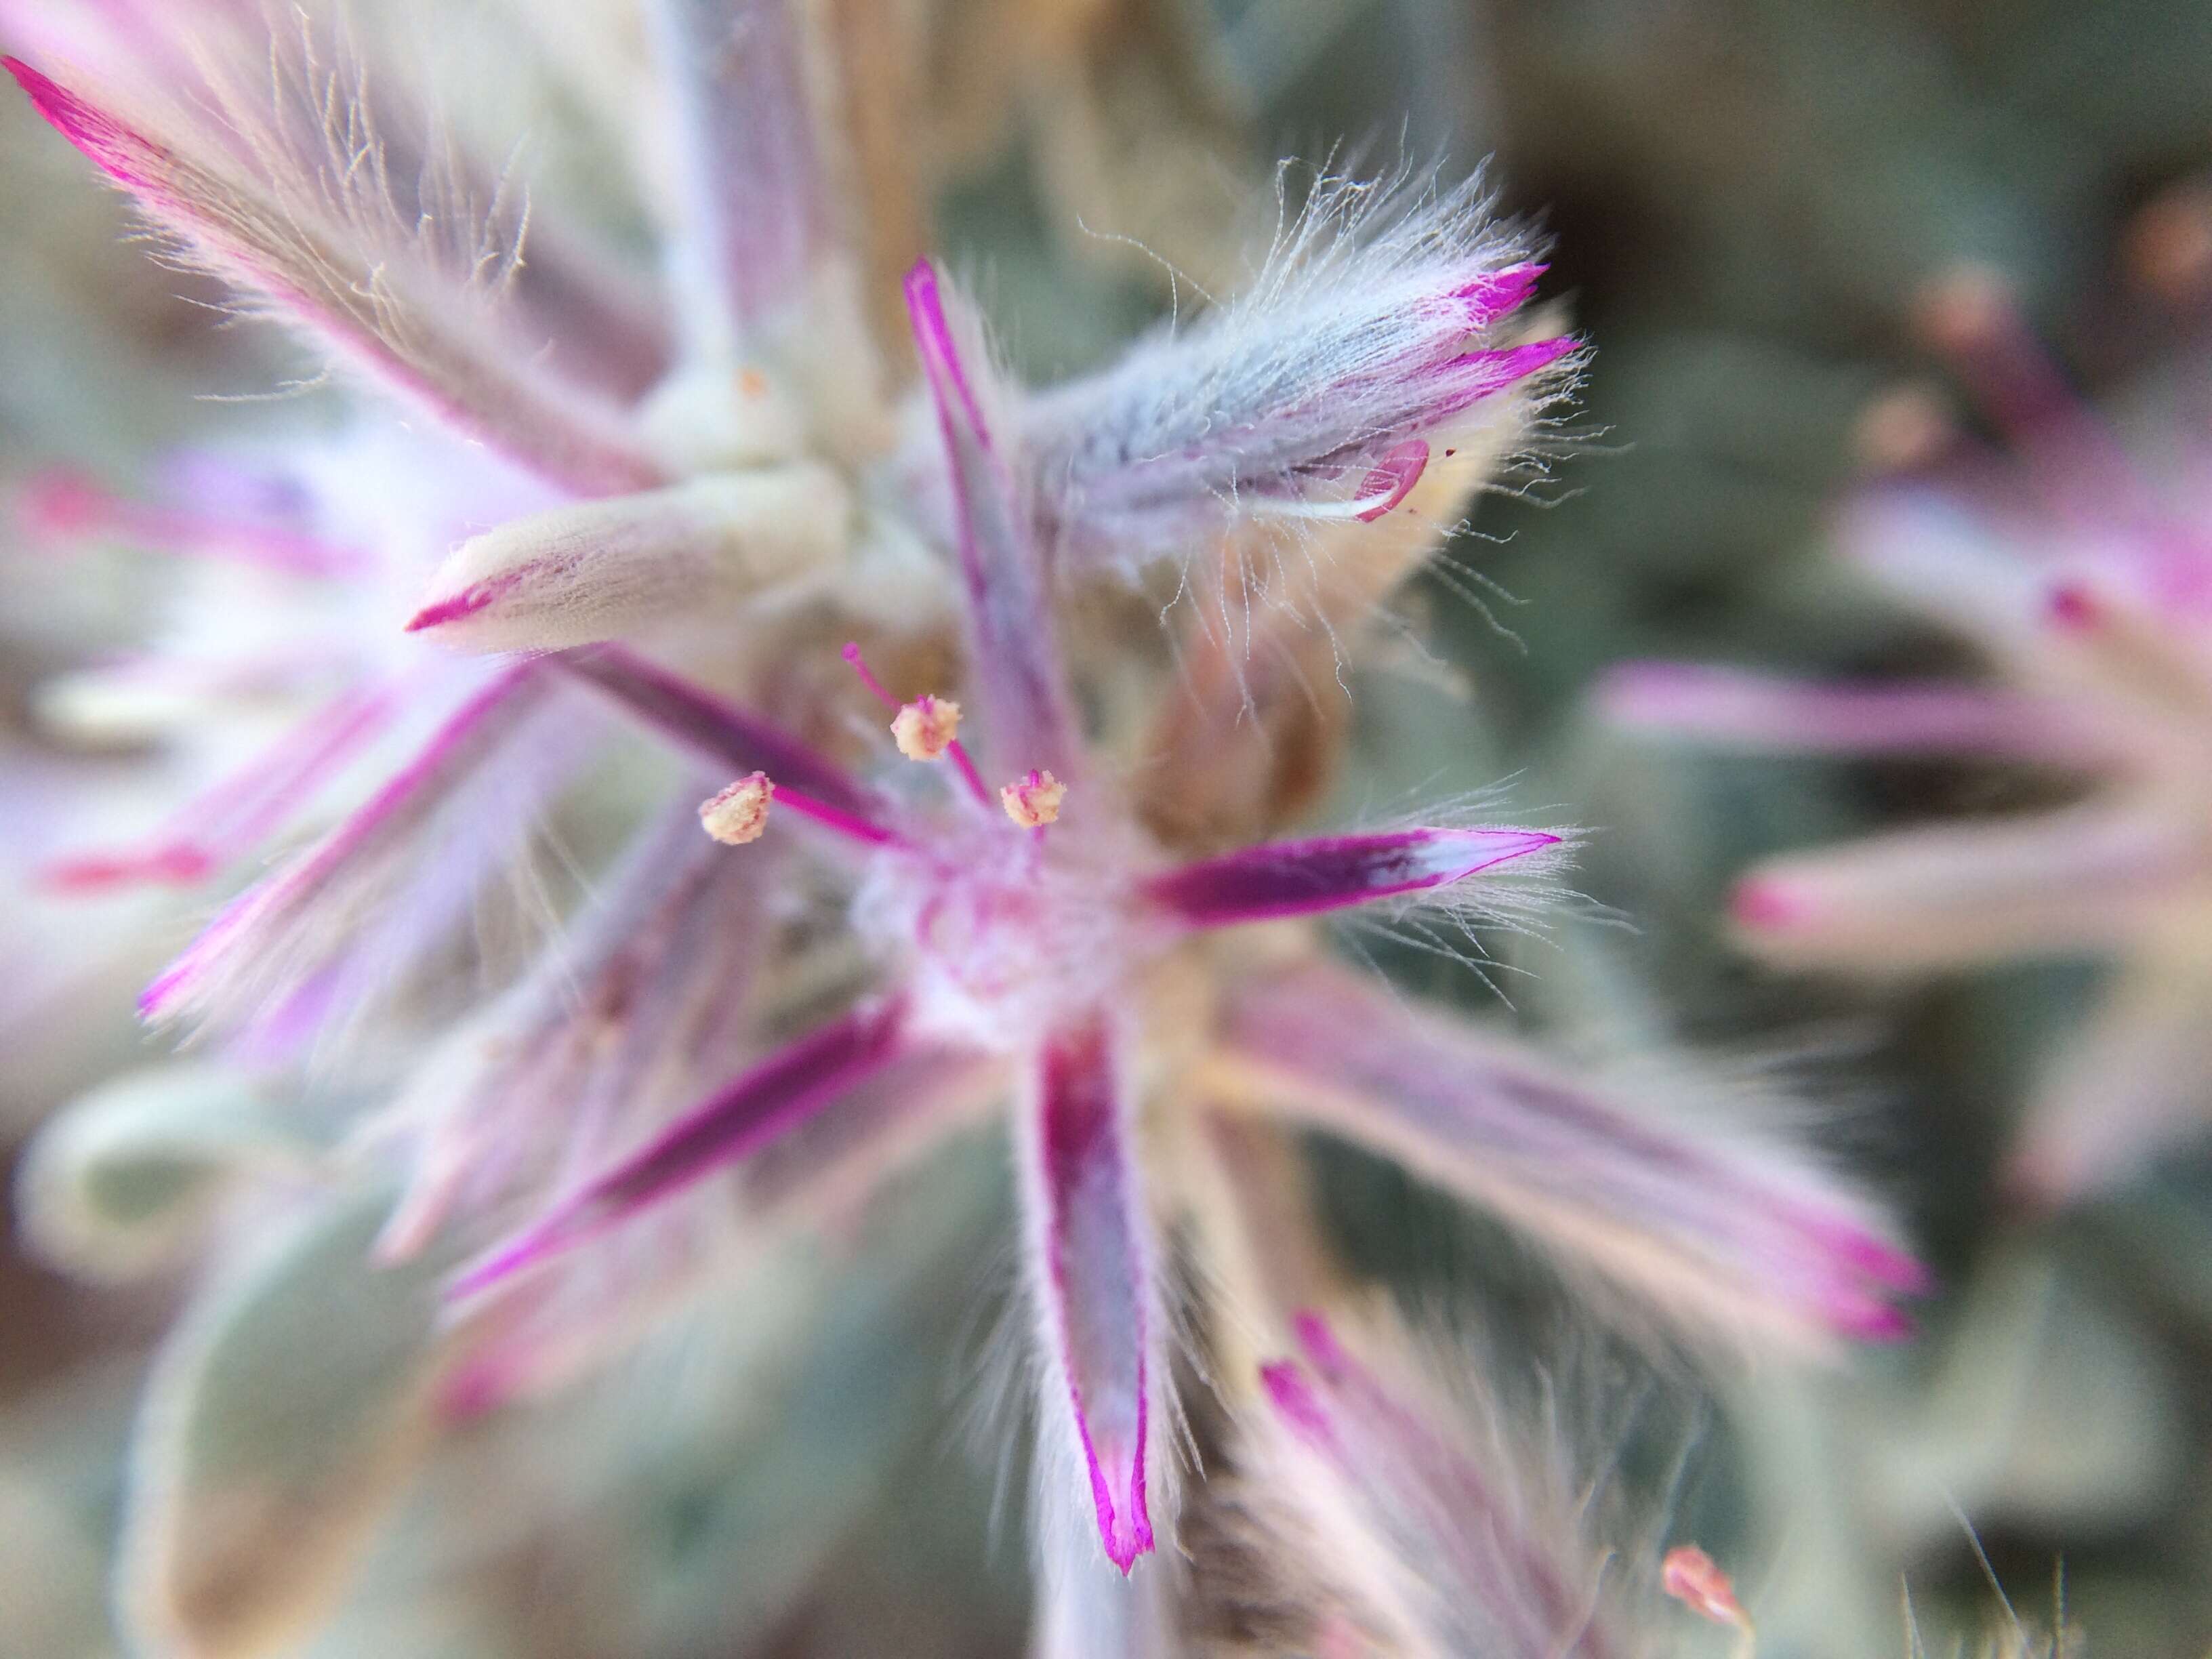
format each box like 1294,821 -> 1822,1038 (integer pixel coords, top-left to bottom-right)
1603,266 -> 2212,1206
5,1 -> 1918,1650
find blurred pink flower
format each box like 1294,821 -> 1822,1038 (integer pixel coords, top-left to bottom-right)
1605,268 -> 2212,1206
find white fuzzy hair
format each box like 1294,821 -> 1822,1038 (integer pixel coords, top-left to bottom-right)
1022,161 -> 1578,577
20,6 -> 661,495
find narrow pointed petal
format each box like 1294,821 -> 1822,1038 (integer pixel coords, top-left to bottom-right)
6,0 -> 673,404
1427,336 -> 1580,419
1454,262 -> 1549,321
42,684 -> 396,893
1212,963 -> 1923,1351
445,1049 -> 1005,1414
1145,826 -> 1562,927
649,0 -> 828,340
1729,805 -> 2203,972
19,466 -> 362,577
1599,661 -> 2113,766
368,800 -> 781,1266
406,469 -> 849,652
905,260 -> 1080,774
1019,1019 -> 1161,1573
555,647 -> 880,821
5,56 -> 665,497
140,667 -> 558,1036
2041,577 -> 2212,729
450,998 -> 912,1297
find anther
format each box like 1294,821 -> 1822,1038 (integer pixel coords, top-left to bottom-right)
699,772 -> 773,844
1000,768 -> 1066,829
845,640 -> 991,805
891,693 -> 962,761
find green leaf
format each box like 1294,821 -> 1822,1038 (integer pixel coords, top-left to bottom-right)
119,1184 -> 449,1659
18,1065 -> 318,1280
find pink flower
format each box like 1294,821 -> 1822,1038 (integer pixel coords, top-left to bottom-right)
1605,267 -> 2212,1206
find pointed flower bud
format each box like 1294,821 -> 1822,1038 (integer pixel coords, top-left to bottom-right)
406,468 -> 848,653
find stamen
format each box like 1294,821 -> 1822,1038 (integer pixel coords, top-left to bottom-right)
840,640 -> 898,709
698,773 -> 772,845
890,694 -> 962,761
1000,769 -> 1066,830
1914,264 -> 2110,458
1912,264 -> 2180,565
842,640 -> 991,804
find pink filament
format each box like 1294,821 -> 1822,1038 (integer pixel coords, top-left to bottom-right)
842,640 -> 992,807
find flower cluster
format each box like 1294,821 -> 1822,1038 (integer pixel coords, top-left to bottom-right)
1606,267 -> 2212,1206
6,1 -> 1918,1652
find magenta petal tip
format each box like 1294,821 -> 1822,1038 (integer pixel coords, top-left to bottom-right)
5,55 -> 66,121
1090,1474 -> 1155,1575
1729,876 -> 1806,932
1451,262 -> 1549,325
5,56 -> 152,190
1260,1358 -> 1334,1446
1822,1226 -> 1933,1296
1831,1298 -> 1919,1343
403,575 -> 514,634
2045,581 -> 2100,632
1147,824 -> 1561,929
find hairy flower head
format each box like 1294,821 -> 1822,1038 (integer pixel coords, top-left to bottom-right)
2,3 -> 1914,1652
